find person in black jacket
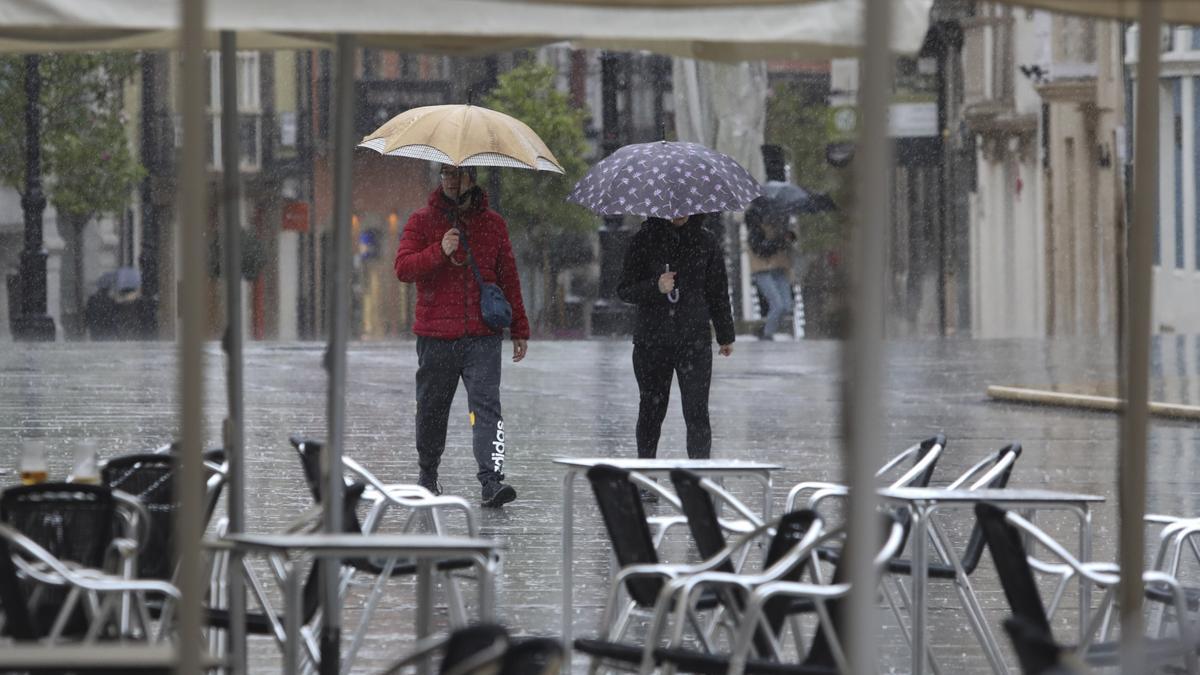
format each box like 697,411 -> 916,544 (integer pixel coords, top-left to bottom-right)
617,214 -> 736,463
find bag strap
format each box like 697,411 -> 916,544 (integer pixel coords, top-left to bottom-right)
453,210 -> 488,289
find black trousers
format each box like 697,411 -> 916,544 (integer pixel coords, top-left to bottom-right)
632,341 -> 713,459
415,335 -> 506,484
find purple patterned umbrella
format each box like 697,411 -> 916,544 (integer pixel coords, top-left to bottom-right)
567,141 -> 763,219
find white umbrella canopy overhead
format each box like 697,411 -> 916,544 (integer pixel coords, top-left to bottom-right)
0,0 -> 933,59
989,0 -> 1200,23
359,104 -> 565,173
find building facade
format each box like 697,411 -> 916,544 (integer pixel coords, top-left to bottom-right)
962,2 -> 1126,338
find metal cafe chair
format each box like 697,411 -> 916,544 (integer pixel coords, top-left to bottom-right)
650,512 -> 905,675
0,482 -> 179,643
868,443 -> 1024,673
574,465 -> 825,675
785,433 -> 947,514
976,502 -> 1200,674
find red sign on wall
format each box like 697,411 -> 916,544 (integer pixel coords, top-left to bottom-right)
282,201 -> 310,233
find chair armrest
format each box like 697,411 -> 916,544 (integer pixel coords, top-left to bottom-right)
359,489 -> 479,538
786,481 -> 843,512
1,524 -> 180,599
1007,512 -> 1119,586
627,472 -> 682,509
112,489 -> 152,548
699,478 -> 765,529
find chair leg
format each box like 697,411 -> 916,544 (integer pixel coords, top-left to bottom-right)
444,571 -> 469,626
954,575 -> 1008,674
888,575 -> 943,674
343,560 -> 396,671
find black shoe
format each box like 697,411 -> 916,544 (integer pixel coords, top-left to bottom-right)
639,488 -> 659,504
481,479 -> 517,508
417,471 -> 442,496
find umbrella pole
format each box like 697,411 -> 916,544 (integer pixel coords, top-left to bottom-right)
844,0 -> 891,671
219,30 -> 248,675
1120,1 -> 1161,669
321,32 -> 356,675
176,0 -> 207,674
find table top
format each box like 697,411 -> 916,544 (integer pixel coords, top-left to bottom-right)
879,487 -> 1105,504
223,533 -> 500,556
553,457 -> 782,471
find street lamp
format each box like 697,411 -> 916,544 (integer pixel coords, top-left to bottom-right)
10,54 -> 56,341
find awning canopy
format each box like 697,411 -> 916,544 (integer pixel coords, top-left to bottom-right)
992,0 -> 1200,24
0,0 -> 932,59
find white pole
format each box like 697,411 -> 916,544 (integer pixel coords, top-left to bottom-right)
176,0 -> 207,673
845,0 -> 892,671
1120,0 -> 1161,669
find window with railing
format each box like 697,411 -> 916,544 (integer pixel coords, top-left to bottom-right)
204,50 -> 262,171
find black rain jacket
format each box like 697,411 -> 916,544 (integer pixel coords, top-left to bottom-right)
617,217 -> 736,347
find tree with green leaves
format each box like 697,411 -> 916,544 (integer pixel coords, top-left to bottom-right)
0,53 -> 144,337
483,62 -> 592,333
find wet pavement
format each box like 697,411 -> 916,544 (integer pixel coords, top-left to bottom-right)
3,335 -> 1200,672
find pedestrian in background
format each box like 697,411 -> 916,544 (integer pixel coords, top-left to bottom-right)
746,209 -> 796,341
618,213 -> 735,479
394,163 -> 529,507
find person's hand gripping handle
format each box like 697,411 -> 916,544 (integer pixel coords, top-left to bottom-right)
659,264 -> 679,303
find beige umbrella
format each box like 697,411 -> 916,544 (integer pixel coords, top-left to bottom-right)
358,104 -> 564,173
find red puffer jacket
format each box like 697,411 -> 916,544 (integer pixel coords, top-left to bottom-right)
395,187 -> 530,340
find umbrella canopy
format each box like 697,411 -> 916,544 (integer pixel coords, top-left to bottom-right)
745,180 -> 836,224
359,104 -> 564,172
568,140 -> 763,219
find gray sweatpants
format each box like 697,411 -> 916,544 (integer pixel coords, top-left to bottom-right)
415,334 -> 506,484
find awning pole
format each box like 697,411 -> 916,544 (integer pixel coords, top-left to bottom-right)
1120,1 -> 1161,669
176,0 -> 207,673
844,0 -> 892,670
320,32 -> 356,675
219,29 -> 248,675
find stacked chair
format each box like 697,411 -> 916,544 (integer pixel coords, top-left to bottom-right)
0,481 -> 179,643
978,502 -> 1200,674
572,459 -> 909,674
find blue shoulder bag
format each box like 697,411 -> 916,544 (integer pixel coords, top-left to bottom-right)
457,223 -> 513,332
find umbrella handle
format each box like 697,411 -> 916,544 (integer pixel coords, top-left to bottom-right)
665,264 -> 679,304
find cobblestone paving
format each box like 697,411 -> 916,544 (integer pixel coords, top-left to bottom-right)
3,336 -> 1200,673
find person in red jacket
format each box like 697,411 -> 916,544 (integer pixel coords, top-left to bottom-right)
394,164 -> 529,507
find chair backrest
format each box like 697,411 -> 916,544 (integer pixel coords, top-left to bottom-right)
958,443 -> 1022,575
803,511 -> 904,668
669,469 -> 735,573
754,510 -> 822,651
0,535 -> 36,639
585,464 -> 662,607
288,435 -> 386,576
440,623 -> 509,675
102,453 -> 177,580
290,435 -> 327,503
0,483 -> 117,638
889,434 -> 947,553
498,637 -> 564,675
901,433 -> 946,489
975,502 -> 1054,635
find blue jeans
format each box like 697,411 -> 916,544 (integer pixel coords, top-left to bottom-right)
753,270 -> 793,337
